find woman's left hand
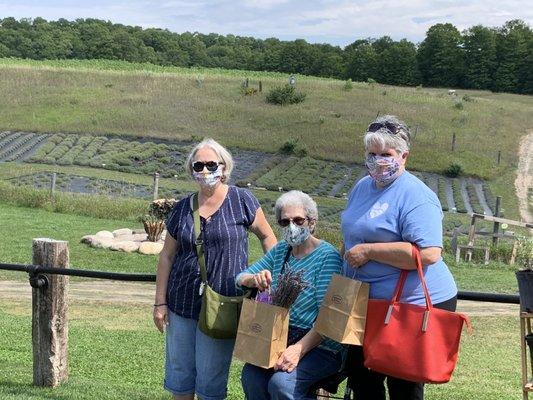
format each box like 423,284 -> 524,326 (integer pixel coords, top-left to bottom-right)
274,344 -> 303,373
344,243 -> 371,268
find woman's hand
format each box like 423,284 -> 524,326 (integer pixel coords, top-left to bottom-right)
274,344 -> 303,373
344,243 -> 371,268
252,270 -> 272,291
153,305 -> 168,333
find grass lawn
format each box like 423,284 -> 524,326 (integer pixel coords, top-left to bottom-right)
0,296 -> 524,400
1,58 -> 532,181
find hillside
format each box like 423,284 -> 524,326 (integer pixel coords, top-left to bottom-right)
0,58 -> 531,219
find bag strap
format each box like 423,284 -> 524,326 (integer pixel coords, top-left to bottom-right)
190,193 -> 208,284
280,245 -> 292,275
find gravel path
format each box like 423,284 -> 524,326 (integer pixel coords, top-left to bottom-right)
0,280 -> 519,316
515,131 -> 533,223
473,181 -> 493,216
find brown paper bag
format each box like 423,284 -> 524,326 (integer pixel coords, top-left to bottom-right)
233,298 -> 289,369
315,274 -> 369,345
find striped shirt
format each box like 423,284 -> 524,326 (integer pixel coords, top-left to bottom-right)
165,186 -> 260,320
237,240 -> 344,353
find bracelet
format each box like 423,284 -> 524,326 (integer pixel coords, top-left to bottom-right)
154,303 -> 167,307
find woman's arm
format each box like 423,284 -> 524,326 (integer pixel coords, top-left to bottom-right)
249,207 -> 277,253
344,242 -> 441,270
153,234 -> 178,333
274,329 -> 323,372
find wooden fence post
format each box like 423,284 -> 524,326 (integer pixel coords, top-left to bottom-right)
259,80 -> 262,92
32,238 -> 69,387
50,173 -> 57,198
451,132 -> 457,152
492,196 -> 502,246
153,172 -> 160,200
497,150 -> 501,165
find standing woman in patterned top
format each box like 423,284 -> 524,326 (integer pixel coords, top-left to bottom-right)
153,138 -> 277,400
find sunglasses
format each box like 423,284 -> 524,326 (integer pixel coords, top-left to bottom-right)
368,122 -> 408,138
278,217 -> 308,227
192,161 -> 223,172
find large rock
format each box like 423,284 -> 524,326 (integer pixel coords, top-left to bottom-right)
112,228 -> 133,237
95,230 -> 114,239
80,235 -> 95,245
138,241 -> 164,255
110,241 -> 140,253
132,233 -> 148,241
91,237 -> 114,249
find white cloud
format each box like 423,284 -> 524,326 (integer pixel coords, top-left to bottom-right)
0,0 -> 531,46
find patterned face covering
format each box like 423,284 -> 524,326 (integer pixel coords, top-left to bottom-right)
193,167 -> 223,187
282,222 -> 311,247
365,154 -> 402,186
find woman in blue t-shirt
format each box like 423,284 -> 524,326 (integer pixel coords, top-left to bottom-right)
153,138 -> 277,400
341,115 -> 458,400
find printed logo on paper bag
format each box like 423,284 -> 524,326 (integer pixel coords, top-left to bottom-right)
250,323 -> 263,333
332,295 -> 343,304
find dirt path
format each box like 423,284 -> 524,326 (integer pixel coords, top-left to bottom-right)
515,131 -> 533,224
0,280 -> 519,316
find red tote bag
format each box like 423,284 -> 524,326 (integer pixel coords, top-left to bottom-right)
363,246 -> 471,384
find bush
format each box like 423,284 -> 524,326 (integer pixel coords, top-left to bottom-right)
343,79 -> 353,91
266,85 -> 306,106
454,101 -> 464,110
445,163 -> 463,178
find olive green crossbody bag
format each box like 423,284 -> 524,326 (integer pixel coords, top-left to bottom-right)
191,193 -> 251,339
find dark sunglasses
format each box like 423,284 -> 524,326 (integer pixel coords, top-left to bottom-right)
278,217 -> 308,227
192,161 -> 223,172
367,122 -> 403,135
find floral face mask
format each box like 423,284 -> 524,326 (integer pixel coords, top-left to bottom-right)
282,222 -> 310,247
193,167 -> 223,187
365,154 -> 402,186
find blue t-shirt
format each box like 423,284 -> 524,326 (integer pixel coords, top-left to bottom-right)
341,171 -> 457,305
165,186 -> 260,319
237,240 -> 344,353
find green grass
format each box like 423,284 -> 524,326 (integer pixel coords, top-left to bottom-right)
0,297 -> 523,399
0,58 -> 531,182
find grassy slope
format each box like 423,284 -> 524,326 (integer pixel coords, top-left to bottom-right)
0,296 -> 523,400
0,58 -> 531,184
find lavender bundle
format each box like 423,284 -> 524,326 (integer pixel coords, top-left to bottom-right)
271,268 -> 309,309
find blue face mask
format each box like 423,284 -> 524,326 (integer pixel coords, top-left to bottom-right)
282,222 -> 310,247
365,155 -> 401,185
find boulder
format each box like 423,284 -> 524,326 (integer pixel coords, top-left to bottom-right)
138,241 -> 164,255
110,241 -> 140,253
113,228 -> 133,237
132,233 -> 148,241
132,228 -> 146,234
95,230 -> 114,239
81,235 -> 95,244
91,237 -> 114,249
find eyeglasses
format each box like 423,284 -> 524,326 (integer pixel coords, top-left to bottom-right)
278,217 -> 308,227
192,161 -> 223,172
367,122 -> 403,135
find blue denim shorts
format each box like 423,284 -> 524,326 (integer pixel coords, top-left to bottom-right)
164,310 -> 235,400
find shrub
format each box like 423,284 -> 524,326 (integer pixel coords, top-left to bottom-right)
445,163 -> 463,178
367,78 -> 376,86
266,85 -> 306,106
462,94 -> 473,102
241,87 -> 258,96
454,101 -> 464,110
343,79 -> 353,91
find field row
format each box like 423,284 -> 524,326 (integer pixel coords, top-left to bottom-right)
0,131 -> 496,215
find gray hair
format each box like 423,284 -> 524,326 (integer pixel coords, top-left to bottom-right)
185,138 -> 234,183
274,190 -> 318,222
364,115 -> 411,155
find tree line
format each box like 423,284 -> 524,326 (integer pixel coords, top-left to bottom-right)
0,17 -> 531,94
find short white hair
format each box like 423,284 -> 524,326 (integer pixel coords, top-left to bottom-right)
274,190 -> 318,222
186,138 -> 234,183
364,115 -> 411,155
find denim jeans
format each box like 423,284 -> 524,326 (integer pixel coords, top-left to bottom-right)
241,347 -> 343,400
164,310 -> 235,400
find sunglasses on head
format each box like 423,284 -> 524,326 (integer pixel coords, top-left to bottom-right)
192,161 -> 223,172
278,217 -> 308,227
368,122 -> 403,136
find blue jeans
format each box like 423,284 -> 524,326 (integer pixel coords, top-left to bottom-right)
241,347 -> 343,400
164,310 -> 235,400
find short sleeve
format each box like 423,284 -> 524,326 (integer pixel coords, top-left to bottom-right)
235,243 -> 278,288
400,201 -> 443,248
239,188 -> 261,227
165,197 -> 190,240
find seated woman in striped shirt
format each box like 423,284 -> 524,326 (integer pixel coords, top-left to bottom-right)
236,190 -> 344,400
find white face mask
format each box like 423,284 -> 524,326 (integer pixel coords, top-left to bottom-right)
282,222 -> 311,247
193,168 -> 223,187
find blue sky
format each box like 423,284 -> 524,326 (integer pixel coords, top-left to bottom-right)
1,0 -> 531,46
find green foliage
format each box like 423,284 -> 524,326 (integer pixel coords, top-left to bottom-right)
266,84 -> 306,105
445,163 -> 463,177
454,101 -> 464,109
343,79 -> 353,91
